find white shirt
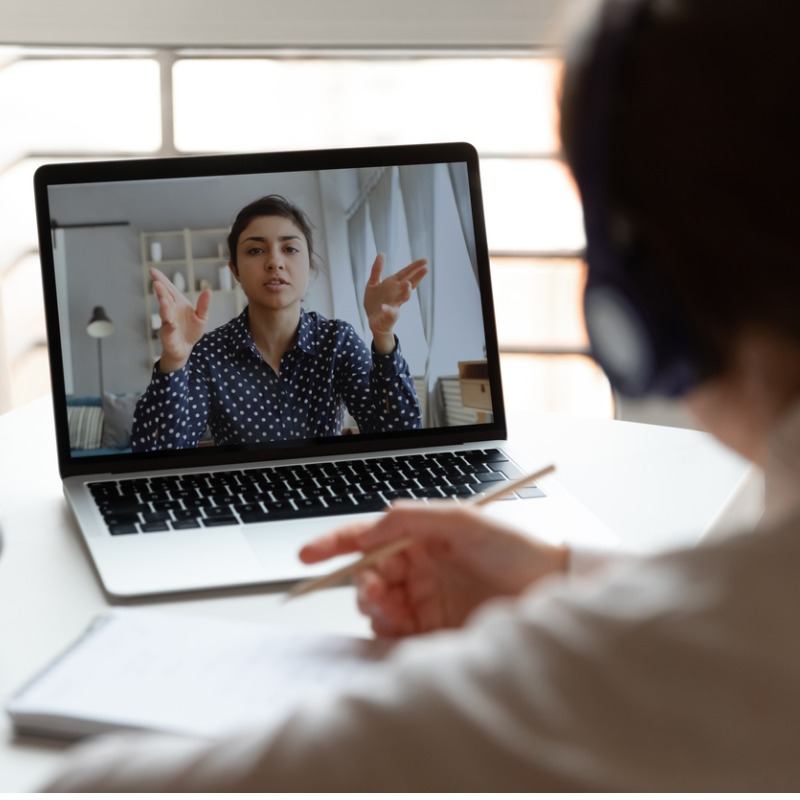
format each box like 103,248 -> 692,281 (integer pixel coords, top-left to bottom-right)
46,402 -> 800,791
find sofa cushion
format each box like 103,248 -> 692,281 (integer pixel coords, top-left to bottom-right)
101,392 -> 141,449
67,405 -> 104,450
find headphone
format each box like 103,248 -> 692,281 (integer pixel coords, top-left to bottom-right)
570,0 -> 708,398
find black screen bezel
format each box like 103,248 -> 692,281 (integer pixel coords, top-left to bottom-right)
34,142 -> 507,478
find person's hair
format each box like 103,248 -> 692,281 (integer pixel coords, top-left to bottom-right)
227,194 -> 318,271
560,0 -> 800,369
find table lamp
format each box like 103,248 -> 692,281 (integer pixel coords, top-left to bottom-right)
86,305 -> 114,397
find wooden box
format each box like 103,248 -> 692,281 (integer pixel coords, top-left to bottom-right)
458,360 -> 492,411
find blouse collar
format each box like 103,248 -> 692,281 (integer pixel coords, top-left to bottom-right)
232,307 -> 319,357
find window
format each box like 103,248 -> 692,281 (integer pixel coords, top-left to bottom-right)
0,45 -> 611,420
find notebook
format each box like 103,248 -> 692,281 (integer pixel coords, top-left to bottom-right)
33,142 -> 617,598
7,610 -> 390,740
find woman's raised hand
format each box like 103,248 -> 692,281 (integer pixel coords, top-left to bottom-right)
150,267 -> 212,373
363,254 -> 427,353
299,503 -> 568,637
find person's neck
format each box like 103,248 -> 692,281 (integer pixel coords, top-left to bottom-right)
686,331 -> 800,467
247,302 -> 302,373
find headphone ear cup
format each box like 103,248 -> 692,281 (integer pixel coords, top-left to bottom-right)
584,282 -> 655,397
584,263 -> 704,398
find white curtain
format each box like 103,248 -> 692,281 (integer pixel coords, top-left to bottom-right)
448,162 -> 478,282
428,163 -> 485,423
398,164 -> 437,424
53,228 -> 74,395
345,162 -> 486,426
347,201 -> 377,338
367,168 -> 428,377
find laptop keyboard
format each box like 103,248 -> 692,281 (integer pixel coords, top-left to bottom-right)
88,448 -> 545,536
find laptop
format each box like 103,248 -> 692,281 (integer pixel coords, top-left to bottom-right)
34,142 -> 616,599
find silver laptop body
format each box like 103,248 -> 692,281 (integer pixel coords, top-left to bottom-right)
36,143 -> 616,598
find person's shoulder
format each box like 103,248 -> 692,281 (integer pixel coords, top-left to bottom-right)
324,314 -> 360,339
333,317 -> 370,351
305,311 -> 356,341
189,331 -> 217,360
692,508 -> 800,595
304,309 -> 334,330
195,314 -> 245,354
301,311 -> 367,358
556,514 -> 800,630
303,309 -> 326,325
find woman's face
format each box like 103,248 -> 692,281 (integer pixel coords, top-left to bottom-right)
231,215 -> 311,312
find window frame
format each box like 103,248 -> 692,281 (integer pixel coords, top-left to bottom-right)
0,43 -> 594,413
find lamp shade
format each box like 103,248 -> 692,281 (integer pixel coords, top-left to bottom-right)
86,306 -> 114,338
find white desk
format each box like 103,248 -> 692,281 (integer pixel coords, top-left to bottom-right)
0,395 -> 752,791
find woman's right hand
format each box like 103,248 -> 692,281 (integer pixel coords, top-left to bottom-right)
150,267 -> 212,373
299,503 -> 569,637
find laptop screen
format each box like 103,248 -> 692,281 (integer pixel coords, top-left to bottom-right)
36,144 -> 505,472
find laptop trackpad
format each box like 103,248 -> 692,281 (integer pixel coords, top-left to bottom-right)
244,514 -> 374,582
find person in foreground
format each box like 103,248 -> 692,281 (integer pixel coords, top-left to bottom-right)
46,0 -> 800,791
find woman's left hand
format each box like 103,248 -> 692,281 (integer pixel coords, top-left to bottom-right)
363,254 -> 428,352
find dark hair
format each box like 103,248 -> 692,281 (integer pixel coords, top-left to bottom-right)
560,0 -> 800,368
227,194 -> 317,270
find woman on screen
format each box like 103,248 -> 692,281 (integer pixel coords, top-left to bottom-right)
131,195 -> 426,451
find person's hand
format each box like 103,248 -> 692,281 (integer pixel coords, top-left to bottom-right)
150,267 -> 212,372
362,254 -> 427,354
299,502 -> 568,637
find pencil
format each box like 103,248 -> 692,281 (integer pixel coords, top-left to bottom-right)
284,463 -> 556,602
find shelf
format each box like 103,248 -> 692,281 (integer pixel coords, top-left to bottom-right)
141,227 -> 243,365
142,230 -> 186,238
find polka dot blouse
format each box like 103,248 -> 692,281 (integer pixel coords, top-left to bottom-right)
131,307 -> 421,452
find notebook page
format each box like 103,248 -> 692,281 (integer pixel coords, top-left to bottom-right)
8,610 -> 389,739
